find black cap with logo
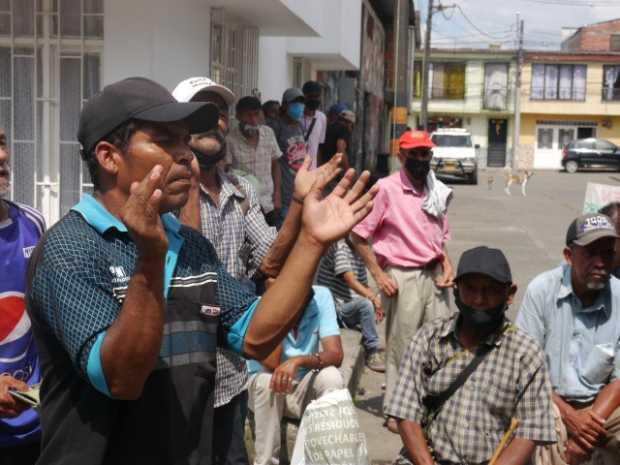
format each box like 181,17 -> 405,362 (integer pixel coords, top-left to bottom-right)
566,213 -> 619,247
455,246 -> 512,284
78,77 -> 219,156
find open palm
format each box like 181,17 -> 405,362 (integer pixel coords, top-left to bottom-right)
302,168 -> 377,245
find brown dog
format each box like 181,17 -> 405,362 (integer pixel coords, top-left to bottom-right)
504,167 -> 534,196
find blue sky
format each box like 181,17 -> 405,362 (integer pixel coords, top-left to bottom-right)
417,0 -> 620,50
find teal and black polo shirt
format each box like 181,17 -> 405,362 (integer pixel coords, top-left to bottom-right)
27,194 -> 259,465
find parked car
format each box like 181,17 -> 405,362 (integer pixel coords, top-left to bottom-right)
430,128 -> 479,184
562,138 -> 620,173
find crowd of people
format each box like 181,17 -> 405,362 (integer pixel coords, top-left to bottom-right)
0,72 -> 619,465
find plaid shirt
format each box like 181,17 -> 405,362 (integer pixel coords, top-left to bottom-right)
199,172 -> 277,407
226,125 -> 282,213
385,315 -> 556,465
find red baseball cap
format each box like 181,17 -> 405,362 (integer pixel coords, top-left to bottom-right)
399,130 -> 435,150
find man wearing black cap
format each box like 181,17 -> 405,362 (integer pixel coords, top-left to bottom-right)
301,81 -> 327,170
25,77 -> 376,465
387,246 -> 556,465
517,213 -> 620,465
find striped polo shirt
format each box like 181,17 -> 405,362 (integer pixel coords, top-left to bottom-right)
317,239 -> 368,309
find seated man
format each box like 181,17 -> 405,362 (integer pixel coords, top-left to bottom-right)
247,286 -> 344,465
517,213 -> 620,465
386,246 -> 556,465
317,238 -> 385,372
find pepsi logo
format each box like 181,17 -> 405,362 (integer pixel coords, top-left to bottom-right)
0,291 -> 30,344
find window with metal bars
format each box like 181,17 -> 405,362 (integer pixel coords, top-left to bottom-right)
210,7 -> 259,103
0,0 -> 102,226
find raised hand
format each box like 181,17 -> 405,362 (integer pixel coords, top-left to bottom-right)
120,165 -> 169,260
301,167 -> 378,246
294,153 -> 342,201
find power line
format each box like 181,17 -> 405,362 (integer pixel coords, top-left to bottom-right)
454,4 -> 510,40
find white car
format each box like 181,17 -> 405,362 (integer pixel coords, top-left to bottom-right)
430,128 -> 479,184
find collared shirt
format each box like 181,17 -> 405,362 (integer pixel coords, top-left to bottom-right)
386,315 -> 556,465
226,125 -> 282,213
352,169 -> 449,269
28,194 -> 259,464
301,110 -> 327,169
247,286 -> 340,380
516,264 -> 620,402
317,239 -> 368,310
0,201 -> 44,447
199,172 -> 277,407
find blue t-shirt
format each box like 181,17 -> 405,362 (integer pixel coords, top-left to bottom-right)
248,286 -> 340,379
0,201 -> 45,446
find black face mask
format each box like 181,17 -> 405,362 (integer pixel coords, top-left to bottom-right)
454,290 -> 507,329
305,99 -> 321,111
192,129 -> 227,170
405,158 -> 431,181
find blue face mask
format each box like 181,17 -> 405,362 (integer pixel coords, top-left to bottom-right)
287,102 -> 305,121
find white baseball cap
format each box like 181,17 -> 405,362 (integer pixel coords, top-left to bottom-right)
172,76 -> 235,105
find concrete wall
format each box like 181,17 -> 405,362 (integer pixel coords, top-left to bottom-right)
258,37 -> 293,102
521,62 -> 620,117
104,0 -> 213,90
287,0 -> 361,70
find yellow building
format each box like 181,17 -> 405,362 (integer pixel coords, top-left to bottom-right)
520,51 -> 620,169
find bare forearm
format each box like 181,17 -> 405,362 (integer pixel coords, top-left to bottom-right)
178,185 -> 201,231
101,257 -> 165,399
350,233 -> 382,278
494,438 -> 535,465
244,230 -> 325,359
292,350 -> 343,370
258,201 -> 302,278
592,380 -> 620,420
398,419 -> 435,465
342,272 -> 374,300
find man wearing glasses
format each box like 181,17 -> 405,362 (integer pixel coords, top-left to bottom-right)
351,130 -> 455,433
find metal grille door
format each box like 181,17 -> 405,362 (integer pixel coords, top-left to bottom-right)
0,0 -> 102,225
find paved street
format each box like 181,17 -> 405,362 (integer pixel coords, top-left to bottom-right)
355,169 -> 620,464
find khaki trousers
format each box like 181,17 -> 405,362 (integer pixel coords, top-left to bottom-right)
536,403 -> 620,465
247,366 -> 344,465
382,265 -> 452,410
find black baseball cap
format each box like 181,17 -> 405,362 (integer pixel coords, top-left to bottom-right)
78,77 -> 219,156
302,81 -> 321,95
456,246 -> 512,284
566,213 -> 619,247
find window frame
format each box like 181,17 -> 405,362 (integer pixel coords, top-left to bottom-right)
530,63 -> 587,102
602,64 -> 620,102
430,61 -> 466,101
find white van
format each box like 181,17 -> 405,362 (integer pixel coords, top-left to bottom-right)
430,128 -> 478,184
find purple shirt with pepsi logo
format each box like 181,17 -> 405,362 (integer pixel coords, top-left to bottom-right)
0,201 -> 44,446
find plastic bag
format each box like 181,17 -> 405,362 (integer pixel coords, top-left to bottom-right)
291,388 -> 369,465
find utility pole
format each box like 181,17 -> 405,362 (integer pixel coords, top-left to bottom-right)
511,15 -> 524,169
419,0 -> 434,130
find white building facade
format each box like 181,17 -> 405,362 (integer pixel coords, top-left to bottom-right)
1,0 -> 361,225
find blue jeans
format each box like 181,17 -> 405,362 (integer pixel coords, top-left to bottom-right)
338,297 -> 380,353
